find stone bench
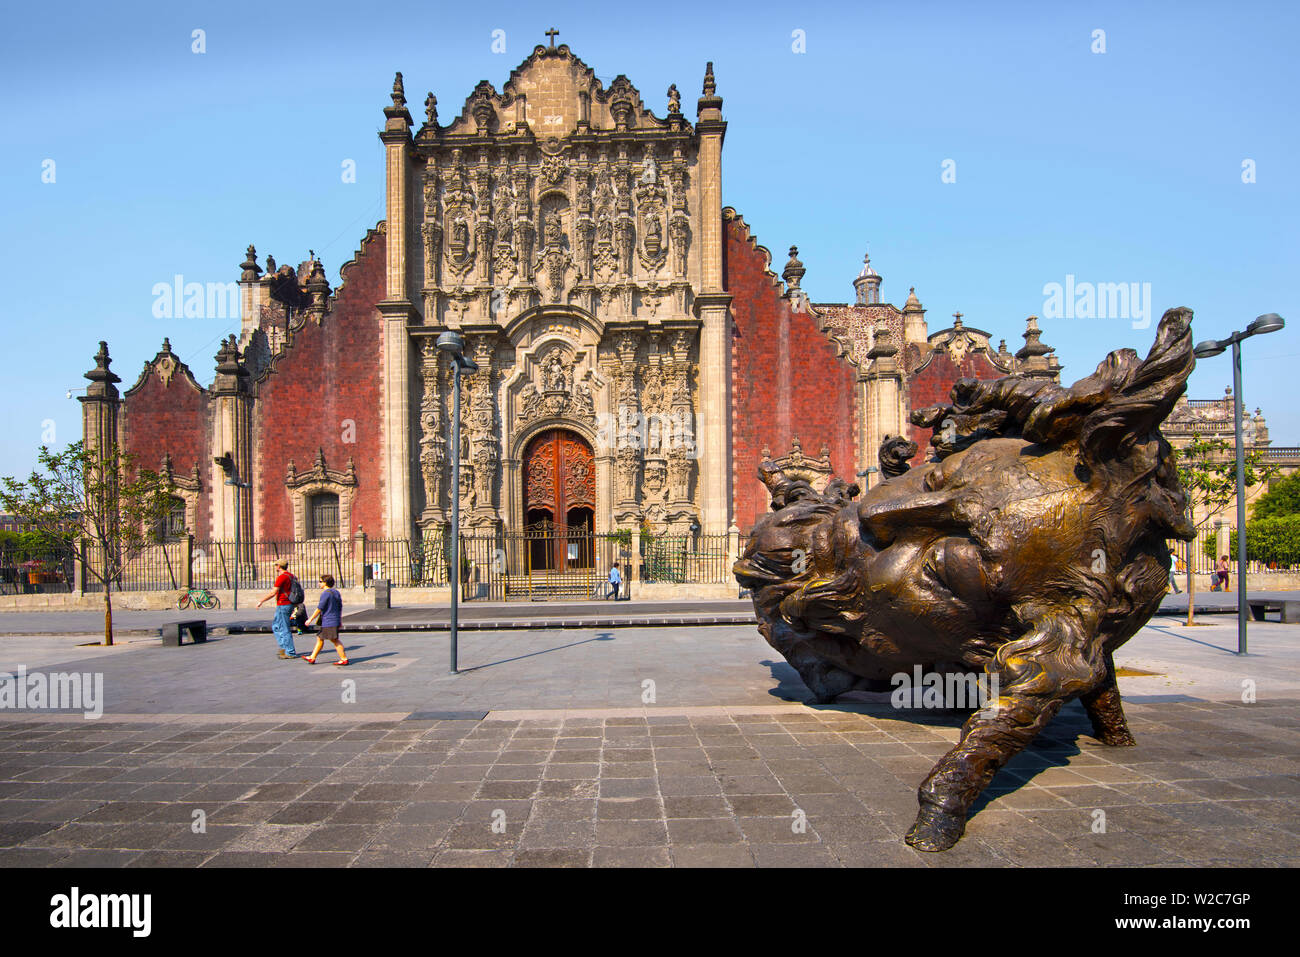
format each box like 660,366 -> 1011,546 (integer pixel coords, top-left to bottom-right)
162,620 -> 207,646
1248,600 -> 1300,623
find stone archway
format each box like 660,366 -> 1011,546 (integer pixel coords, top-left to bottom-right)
523,429 -> 596,570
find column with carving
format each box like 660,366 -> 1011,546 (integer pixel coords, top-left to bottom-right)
513,151 -> 535,287
666,329 -> 697,522
421,157 -> 442,315
466,335 -> 500,529
614,144 -> 635,316
474,151 -> 494,298
668,145 -> 691,314
612,333 -> 642,524
418,340 -> 447,534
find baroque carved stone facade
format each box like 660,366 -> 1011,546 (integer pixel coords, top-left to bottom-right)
87,38 -> 1103,549
384,43 -> 723,542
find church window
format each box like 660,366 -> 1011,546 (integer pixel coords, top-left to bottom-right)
309,493 -> 340,539
157,496 -> 187,541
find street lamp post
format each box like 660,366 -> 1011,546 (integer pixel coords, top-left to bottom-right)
436,331 -> 478,675
1192,313 -> 1285,656
214,454 -> 251,611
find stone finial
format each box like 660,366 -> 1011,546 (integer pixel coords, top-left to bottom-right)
306,257 -> 331,320
782,246 -> 805,292
903,287 -> 923,312
1015,315 -> 1058,379
667,84 -> 681,114
425,92 -> 438,126
698,61 -> 722,117
952,311 -> 964,330
391,71 -> 406,109
240,244 -> 262,282
212,335 -> 249,396
1018,315 -> 1050,356
83,341 -> 121,399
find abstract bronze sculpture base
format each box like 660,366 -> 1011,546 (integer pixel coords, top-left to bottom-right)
735,308 -> 1195,851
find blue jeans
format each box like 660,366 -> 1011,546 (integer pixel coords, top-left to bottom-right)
272,604 -> 296,654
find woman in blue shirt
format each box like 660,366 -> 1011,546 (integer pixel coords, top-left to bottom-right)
302,573 -> 349,665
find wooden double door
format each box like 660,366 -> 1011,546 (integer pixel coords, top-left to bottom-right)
523,429 -> 595,571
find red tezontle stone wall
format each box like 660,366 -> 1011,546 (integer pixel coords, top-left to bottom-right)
905,349 -> 1007,466
252,231 -> 387,540
119,368 -> 211,537
726,213 -> 858,535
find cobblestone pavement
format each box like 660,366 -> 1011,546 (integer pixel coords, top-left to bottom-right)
0,620 -> 1296,867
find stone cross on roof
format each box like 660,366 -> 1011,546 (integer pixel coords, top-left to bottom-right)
545,27 -> 559,47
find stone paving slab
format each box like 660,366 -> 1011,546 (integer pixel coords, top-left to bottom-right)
0,618 -> 1297,866
0,701 -> 1295,868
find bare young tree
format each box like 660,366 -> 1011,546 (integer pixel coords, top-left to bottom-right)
1,441 -> 172,645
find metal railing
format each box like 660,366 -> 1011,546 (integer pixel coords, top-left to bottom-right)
0,545 -> 76,595
191,540 -> 352,592
7,531 -> 752,599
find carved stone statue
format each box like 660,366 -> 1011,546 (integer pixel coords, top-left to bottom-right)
735,308 -> 1197,852
544,353 -> 569,393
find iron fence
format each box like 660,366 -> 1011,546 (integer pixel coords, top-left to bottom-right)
191,540 -> 352,592
0,545 -> 76,596
640,533 -> 736,585
9,530 -> 752,598
363,537 -> 450,587
80,540 -> 188,594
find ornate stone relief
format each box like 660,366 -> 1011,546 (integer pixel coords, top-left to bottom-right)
285,449 -> 358,540
517,346 -> 596,431
760,437 -> 833,492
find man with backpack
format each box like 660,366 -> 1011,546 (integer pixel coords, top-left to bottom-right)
257,559 -> 301,659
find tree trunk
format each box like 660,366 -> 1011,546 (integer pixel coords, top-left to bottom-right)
103,585 -> 114,647
1186,538 -> 1196,627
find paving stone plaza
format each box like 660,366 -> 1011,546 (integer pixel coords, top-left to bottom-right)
0,611 -> 1296,867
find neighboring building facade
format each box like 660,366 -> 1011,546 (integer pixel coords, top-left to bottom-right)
81,40 -> 1062,548
1163,389 -> 1297,532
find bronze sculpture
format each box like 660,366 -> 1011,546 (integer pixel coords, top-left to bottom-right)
735,308 -> 1196,851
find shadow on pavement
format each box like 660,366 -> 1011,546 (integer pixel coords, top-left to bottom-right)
457,632 -> 617,673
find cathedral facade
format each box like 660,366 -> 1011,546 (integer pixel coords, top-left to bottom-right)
81,41 -> 1060,549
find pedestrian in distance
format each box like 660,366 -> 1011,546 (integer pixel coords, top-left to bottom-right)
607,561 -> 621,601
1214,555 -> 1230,592
257,559 -> 300,659
1168,554 -> 1183,594
302,573 -> 349,666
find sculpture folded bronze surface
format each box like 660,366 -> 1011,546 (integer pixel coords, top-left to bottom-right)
735,307 -> 1196,851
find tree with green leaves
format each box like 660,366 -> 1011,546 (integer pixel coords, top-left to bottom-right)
0,442 -> 173,646
1250,470 -> 1300,520
1173,437 -> 1275,625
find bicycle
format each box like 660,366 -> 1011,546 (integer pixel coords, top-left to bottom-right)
177,587 -> 220,610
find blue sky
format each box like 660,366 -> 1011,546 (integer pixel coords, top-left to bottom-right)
2,0 -> 1296,479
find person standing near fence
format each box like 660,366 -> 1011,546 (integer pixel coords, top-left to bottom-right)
607,562 -> 621,601
302,573 -> 349,666
257,559 -> 298,659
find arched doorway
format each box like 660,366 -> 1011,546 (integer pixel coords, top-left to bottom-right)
523,429 -> 595,572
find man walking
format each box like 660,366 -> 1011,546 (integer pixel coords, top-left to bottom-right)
257,559 -> 298,659
607,562 -> 621,601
